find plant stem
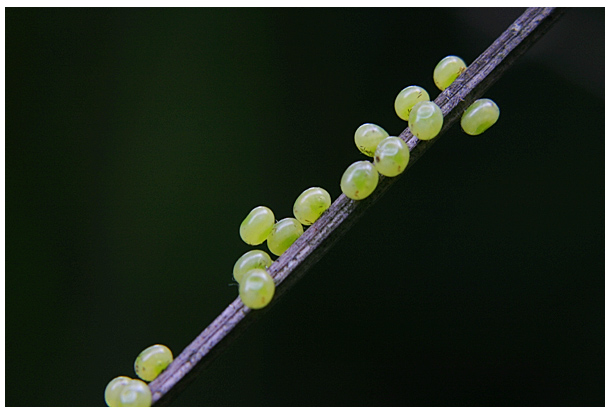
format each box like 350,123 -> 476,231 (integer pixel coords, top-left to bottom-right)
149,7 -> 564,406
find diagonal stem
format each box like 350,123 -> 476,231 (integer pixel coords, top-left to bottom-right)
149,7 -> 564,406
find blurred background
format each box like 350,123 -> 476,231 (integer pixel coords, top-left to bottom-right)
6,7 -> 604,406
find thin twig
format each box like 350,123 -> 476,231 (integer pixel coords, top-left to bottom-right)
150,7 -> 564,406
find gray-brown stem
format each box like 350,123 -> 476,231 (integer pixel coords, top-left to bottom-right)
149,7 -> 564,406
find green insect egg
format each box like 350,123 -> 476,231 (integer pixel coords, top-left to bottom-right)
408,101 -> 444,141
461,98 -> 500,135
394,85 -> 430,121
239,268 -> 275,309
373,137 -> 410,177
433,55 -> 467,91
233,250 -> 273,283
117,379 -> 152,407
239,206 -> 275,245
340,160 -> 379,200
354,123 -> 389,157
293,187 -> 332,226
267,218 -> 303,256
104,376 -> 132,407
134,344 -> 173,382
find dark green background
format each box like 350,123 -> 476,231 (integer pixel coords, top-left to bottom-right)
6,8 -> 604,406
